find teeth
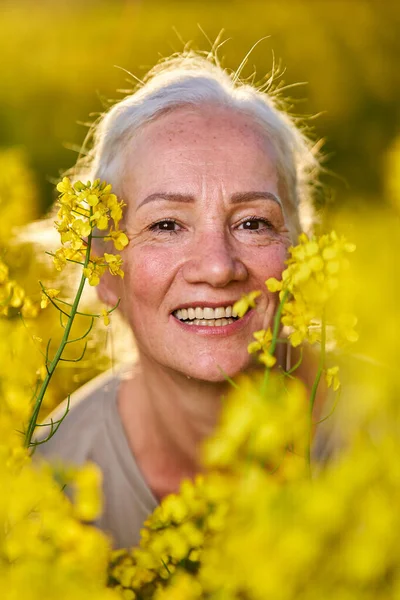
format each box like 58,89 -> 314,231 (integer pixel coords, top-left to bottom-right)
203,307 -> 214,319
173,302 -> 245,327
175,305 -> 239,322
184,318 -> 236,326
195,307 -> 203,319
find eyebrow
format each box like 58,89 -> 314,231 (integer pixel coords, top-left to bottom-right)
136,190 -> 282,210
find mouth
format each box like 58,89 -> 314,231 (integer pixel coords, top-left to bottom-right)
172,303 -> 241,327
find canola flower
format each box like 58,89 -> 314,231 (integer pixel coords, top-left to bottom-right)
0,175 -> 133,600
109,473 -> 231,598
266,231 -> 357,349
24,177 -> 128,449
0,410 -> 119,600
0,256 -> 40,319
241,232 -> 358,437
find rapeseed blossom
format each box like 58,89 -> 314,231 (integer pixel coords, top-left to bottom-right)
26,177 -> 128,449
247,328 -> 276,367
232,290 -> 261,318
0,411 -> 119,600
266,231 -> 357,349
54,177 -> 128,284
0,257 -> 39,318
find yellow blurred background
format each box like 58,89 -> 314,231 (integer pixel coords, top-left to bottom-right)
1,0 -> 399,215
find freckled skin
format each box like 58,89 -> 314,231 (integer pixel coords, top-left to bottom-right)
101,104 -> 291,382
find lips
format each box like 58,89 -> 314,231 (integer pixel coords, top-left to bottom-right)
172,302 -> 243,328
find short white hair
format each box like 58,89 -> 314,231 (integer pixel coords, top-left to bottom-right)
76,52 -> 320,236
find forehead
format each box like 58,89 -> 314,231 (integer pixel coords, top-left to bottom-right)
121,104 -> 278,200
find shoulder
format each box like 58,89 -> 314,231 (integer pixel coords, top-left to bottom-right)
34,366 -> 127,465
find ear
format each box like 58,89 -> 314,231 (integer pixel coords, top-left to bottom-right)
97,270 -> 122,308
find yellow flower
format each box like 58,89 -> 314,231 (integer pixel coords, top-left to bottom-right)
52,248 -> 67,271
56,176 -> 74,194
101,308 -> 110,326
72,218 -> 92,237
40,288 -> 60,309
247,328 -> 273,355
337,313 -> 359,344
0,260 -> 9,284
9,282 -> 25,308
21,297 -> 40,318
73,179 -> 86,192
265,277 -> 282,292
233,290 -> 261,318
104,253 -> 124,278
104,229 -> 129,251
325,365 -> 340,391
60,228 -> 85,250
266,231 -> 358,350
83,259 -> 106,286
259,351 -> 277,368
105,193 -> 126,226
90,203 -> 110,230
87,193 -> 100,207
72,462 -> 103,522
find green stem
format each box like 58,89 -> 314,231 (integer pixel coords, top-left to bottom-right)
306,313 -> 326,470
24,230 -> 93,449
261,289 -> 289,396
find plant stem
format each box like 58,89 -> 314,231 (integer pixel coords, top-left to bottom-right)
24,232 -> 92,449
261,290 -> 288,396
306,313 -> 326,470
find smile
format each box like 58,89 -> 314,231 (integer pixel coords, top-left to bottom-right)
172,304 -> 240,327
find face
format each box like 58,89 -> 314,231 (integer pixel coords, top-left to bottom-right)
102,105 -> 291,382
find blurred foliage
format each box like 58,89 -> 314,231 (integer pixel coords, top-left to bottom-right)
0,150 -> 134,429
1,0 -> 399,214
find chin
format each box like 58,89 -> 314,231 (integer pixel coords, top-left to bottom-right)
181,355 -> 253,383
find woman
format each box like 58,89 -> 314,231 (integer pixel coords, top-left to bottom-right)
38,52 -> 320,549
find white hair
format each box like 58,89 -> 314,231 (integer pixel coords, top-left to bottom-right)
75,52 -> 320,236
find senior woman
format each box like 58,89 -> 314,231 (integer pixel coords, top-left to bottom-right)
38,53 -> 320,549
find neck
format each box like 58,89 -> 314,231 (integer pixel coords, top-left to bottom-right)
118,355 -> 228,500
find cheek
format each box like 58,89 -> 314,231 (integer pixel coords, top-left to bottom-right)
122,246 -> 179,305
250,242 -> 288,281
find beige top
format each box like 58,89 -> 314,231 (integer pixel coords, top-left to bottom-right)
36,368 -> 158,549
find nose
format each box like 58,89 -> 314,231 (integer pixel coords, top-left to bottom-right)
182,231 -> 248,288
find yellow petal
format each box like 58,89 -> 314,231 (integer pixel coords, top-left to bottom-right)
265,277 -> 282,292
259,352 -> 277,368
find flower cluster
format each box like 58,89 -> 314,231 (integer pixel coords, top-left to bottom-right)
109,474 -> 231,598
232,291 -> 261,318
0,410 -> 118,600
266,231 -> 357,348
203,373 -> 308,472
110,372 -> 400,600
53,177 -> 128,285
247,327 -> 276,367
0,257 -> 39,318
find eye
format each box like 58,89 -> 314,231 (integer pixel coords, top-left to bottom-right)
238,217 -> 274,231
149,219 -> 180,232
